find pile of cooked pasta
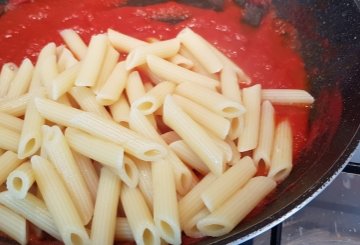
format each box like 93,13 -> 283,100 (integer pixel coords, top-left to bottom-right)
0,27 -> 314,245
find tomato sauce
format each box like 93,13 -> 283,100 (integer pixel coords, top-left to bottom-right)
0,0 -> 311,243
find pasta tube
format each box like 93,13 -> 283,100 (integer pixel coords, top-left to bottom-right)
0,204 -> 27,245
49,63 -> 80,100
0,63 -> 18,97
0,151 -> 23,185
0,112 -> 23,132
7,58 -> 34,98
6,161 -> 34,199
0,126 -> 20,153
107,28 -> 146,53
59,29 -> 88,60
262,89 -> 315,105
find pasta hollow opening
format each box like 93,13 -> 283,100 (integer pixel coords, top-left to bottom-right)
222,106 -> 240,114
24,138 -> 36,153
202,223 -> 226,232
70,233 -> 83,245
142,228 -> 155,245
12,177 -> 23,191
272,168 -> 291,181
124,162 -> 133,178
144,149 -> 161,157
160,220 -> 174,237
137,101 -> 154,112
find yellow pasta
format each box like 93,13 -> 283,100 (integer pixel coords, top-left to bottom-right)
31,155 -> 90,244
59,29 -> 88,60
0,204 -> 27,245
0,112 -> 24,132
49,63 -> 81,100
114,155 -> 139,188
6,161 -> 34,199
0,151 -> 23,185
39,54 -> 58,88
0,63 -> 18,97
109,94 -> 130,123
262,89 -> 315,105
57,47 -> 79,72
134,159 -> 153,210
183,208 -> 209,238
0,126 -> 20,153
108,28 -> 146,53
7,58 -> 34,98
126,71 -> 146,104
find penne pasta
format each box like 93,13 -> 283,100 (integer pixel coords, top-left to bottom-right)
7,58 -> 34,98
114,155 -> 139,188
178,173 -> 217,229
134,158 -> 153,210
0,126 -> 20,152
31,155 -> 90,244
201,156 -> 257,212
163,95 -> 225,175
178,28 -> 223,74
0,191 -> 61,240
39,54 -> 58,88
126,38 -> 180,70
262,89 -> 315,105
152,159 -> 181,244
129,108 -> 193,195
17,97 -> 45,159
132,81 -> 176,115
175,82 -> 245,119
115,217 -> 134,241
173,95 -> 230,139
0,63 -> 18,97
69,86 -> 112,119
42,125 -> 94,225
169,140 -> 209,175
126,71 -> 146,104
72,151 -> 99,202
268,120 -> 293,181
49,63 -> 81,100
169,54 -> 194,69
108,28 -> 146,53
57,47 -> 79,72
0,151 -> 23,185
75,33 -> 108,87
0,112 -> 24,132
92,45 -> 120,94
121,186 -> 160,245
237,84 -> 262,152
6,161 -> 35,199
109,94 -> 130,123
183,208 -> 209,238
226,139 -> 241,166
253,100 -> 275,168
59,29 -> 88,60
220,65 -> 242,102
91,167 -> 121,245
146,55 -> 220,89
197,176 -> 276,237
96,61 -> 129,106
0,204 -> 27,245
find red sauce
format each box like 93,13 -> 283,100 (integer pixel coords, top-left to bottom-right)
0,0 -> 311,243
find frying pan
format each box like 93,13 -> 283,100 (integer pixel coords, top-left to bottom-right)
0,0 -> 359,244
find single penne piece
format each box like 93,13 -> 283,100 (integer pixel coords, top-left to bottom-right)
0,204 -> 27,245
146,55 -> 220,89
177,28 -> 223,74
6,161 -> 34,199
178,173 -> 217,228
116,155 -> 139,188
0,112 -> 23,132
107,28 -> 146,53
92,45 -> 120,94
69,86 -> 112,119
49,63 -> 81,100
39,54 -> 58,87
6,58 -> 34,98
0,87 -> 46,117
72,151 -> 99,202
262,89 -> 315,105
227,116 -> 244,141
160,131 -> 181,144
132,81 -> 176,115
175,82 -> 245,119
129,108 -> 193,195
173,95 -> 230,139
139,65 -> 163,85
126,71 -> 146,104
91,167 -> 121,245
69,111 -> 167,161
126,38 -> 180,70
226,139 -> 241,166
220,65 -> 242,102
197,176 -> 276,237
75,33 -> 108,87
31,155 -> 90,244
183,208 -> 209,238
42,126 -> 94,225
59,29 -> 88,60
65,127 -> 124,175
237,84 -> 262,152
268,120 -> 293,182
0,126 -> 20,152
0,63 -> 18,97
57,47 -> 79,72
0,151 -> 23,185
201,156 -> 257,212
134,159 -> 153,210
0,191 -> 61,240
169,140 -> 209,175
121,186 -> 160,245
208,133 -> 233,163
253,100 -> 275,168
96,61 -> 129,106
17,96 -> 45,159
115,217 -> 134,241
163,95 -> 225,175
109,94 -> 130,123
169,54 -> 194,69
152,159 -> 181,244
